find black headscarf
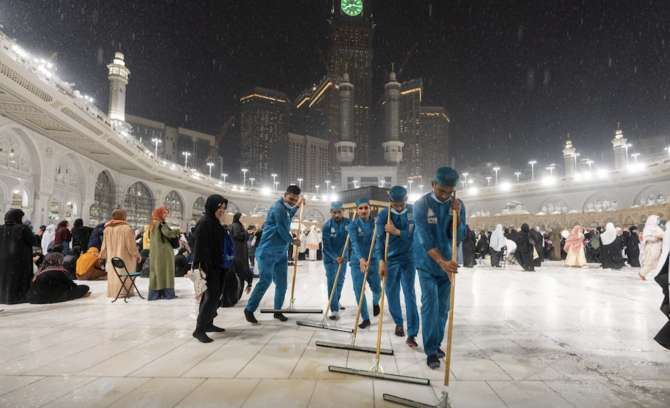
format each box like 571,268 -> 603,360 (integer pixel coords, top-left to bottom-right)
74,218 -> 83,228
192,194 -> 228,265
233,212 -> 242,225
4,209 -> 24,226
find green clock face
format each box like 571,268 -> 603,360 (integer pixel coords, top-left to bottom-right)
342,0 -> 363,16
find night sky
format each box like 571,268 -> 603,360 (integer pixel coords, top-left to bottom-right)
3,0 -> 670,179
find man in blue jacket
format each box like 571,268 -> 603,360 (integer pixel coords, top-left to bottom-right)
321,201 -> 351,320
376,186 -> 419,348
413,167 -> 465,369
245,185 -> 305,324
348,197 -> 382,329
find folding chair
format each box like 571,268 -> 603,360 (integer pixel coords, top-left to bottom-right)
111,257 -> 144,303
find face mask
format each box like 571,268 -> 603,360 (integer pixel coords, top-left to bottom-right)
391,208 -> 407,215
430,192 -> 448,204
657,220 -> 661,225
283,199 -> 293,210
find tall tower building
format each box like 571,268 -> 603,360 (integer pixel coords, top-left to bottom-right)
382,71 -> 403,164
328,0 -> 374,165
419,107 -> 450,182
336,73 -> 356,165
611,123 -> 628,170
107,52 -> 130,126
400,79 -> 423,177
563,135 -> 577,178
240,87 -> 290,181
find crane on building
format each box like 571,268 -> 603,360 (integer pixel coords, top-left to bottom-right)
385,42 -> 419,81
199,116 -> 235,173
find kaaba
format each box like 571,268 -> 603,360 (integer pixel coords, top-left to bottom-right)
338,186 -> 390,220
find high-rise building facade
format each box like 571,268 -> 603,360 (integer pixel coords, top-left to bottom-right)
240,87 -> 290,181
400,79 -> 423,178
288,133 -> 329,193
419,106 -> 450,183
328,0 -> 374,166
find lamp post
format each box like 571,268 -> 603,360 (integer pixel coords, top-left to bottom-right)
297,178 -> 303,189
271,173 -> 277,189
486,176 -> 492,186
325,180 -> 330,193
182,152 -> 191,169
548,166 -> 554,176
249,178 -> 255,188
315,185 -> 320,195
515,172 -> 521,183
222,173 -> 227,183
241,168 -> 248,186
408,180 -> 413,194
331,185 -> 336,195
631,153 -> 640,163
152,138 -> 161,159
274,181 -> 279,190
625,143 -> 632,165
529,161 -> 537,181
586,160 -> 594,172
419,184 -> 424,193
463,172 -> 469,185
493,167 -> 500,184
207,162 -> 214,178
461,180 -> 466,189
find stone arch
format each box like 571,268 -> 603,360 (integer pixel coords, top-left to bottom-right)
226,201 -> 241,215
468,204 -> 491,218
603,217 -> 619,228
305,208 -> 325,223
8,184 -> 30,211
569,219 -> 581,227
163,190 -> 185,228
90,171 -> 116,225
250,204 -> 268,217
624,216 -> 635,226
582,191 -> 623,213
0,124 -> 42,188
538,196 -> 569,214
46,192 -> 66,222
52,152 -> 88,198
501,200 -> 529,215
124,181 -> 154,230
189,197 -> 206,227
634,185 -> 670,206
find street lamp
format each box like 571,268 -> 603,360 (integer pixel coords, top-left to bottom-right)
631,153 -> 640,163
271,173 -> 278,189
207,162 -> 214,178
515,172 -> 521,183
486,176 -> 492,186
182,151 -> 191,169
274,181 -> 279,190
315,185 -> 320,195
152,138 -> 161,159
461,180 -> 466,189
222,173 -> 227,183
408,180 -> 413,194
529,161 -> 537,181
331,185 -> 336,195
419,184 -> 424,193
493,167 -> 500,184
297,178 -> 303,189
241,168 -> 248,186
463,172 -> 469,185
586,160 -> 594,172
548,166 -> 554,175
325,180 -> 331,192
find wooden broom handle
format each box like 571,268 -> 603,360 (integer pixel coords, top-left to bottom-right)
444,191 -> 458,387
289,204 -> 304,302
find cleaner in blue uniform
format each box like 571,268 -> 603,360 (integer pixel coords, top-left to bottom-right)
321,201 -> 351,320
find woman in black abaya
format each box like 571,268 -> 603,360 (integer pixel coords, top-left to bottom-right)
461,226 -> 477,268
529,227 -> 544,268
0,209 -> 34,304
599,223 -> 622,270
626,226 -> 641,267
512,224 -> 535,272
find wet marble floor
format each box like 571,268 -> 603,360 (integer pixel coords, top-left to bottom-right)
0,260 -> 668,407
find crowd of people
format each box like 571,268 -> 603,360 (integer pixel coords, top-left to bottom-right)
1,166 -> 668,354
461,216 -> 664,280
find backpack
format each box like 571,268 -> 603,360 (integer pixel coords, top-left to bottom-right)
219,257 -> 245,308
589,234 -> 601,250
222,232 -> 235,269
159,222 -> 180,249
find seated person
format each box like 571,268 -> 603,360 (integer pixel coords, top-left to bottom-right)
76,247 -> 107,281
175,248 -> 190,277
63,246 -> 82,280
27,253 -> 91,304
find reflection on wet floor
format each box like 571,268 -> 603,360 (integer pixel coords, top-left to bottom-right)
0,260 -> 668,407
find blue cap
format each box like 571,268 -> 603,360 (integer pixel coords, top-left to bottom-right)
435,167 -> 459,187
355,198 -> 370,207
389,186 -> 407,202
330,201 -> 343,210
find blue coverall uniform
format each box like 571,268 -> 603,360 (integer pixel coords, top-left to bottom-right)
348,216 -> 382,322
376,205 -> 419,336
413,193 -> 466,357
321,217 -> 351,313
246,197 -> 297,312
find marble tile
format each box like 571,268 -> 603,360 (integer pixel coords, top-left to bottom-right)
308,379 -> 374,408
0,375 -> 44,397
545,380 -> 643,408
175,379 -> 260,408
241,379 -> 316,408
41,377 -> 151,408
487,380 -> 575,408
0,376 -> 97,408
106,378 -> 205,408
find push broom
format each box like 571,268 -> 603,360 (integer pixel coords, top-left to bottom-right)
329,205 -> 430,385
297,213 -> 357,333
261,203 -> 322,315
316,223 -> 394,355
383,191 -> 460,407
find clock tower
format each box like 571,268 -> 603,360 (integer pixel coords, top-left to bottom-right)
329,0 -> 374,166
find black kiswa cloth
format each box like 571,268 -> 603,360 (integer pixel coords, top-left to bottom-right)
654,256 -> 670,350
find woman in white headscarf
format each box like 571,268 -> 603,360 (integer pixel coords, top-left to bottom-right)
599,223 -> 622,270
306,225 -> 320,261
639,215 -> 665,280
298,227 -> 307,260
489,224 -> 506,267
41,224 -> 56,254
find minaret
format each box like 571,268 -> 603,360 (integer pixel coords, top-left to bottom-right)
562,134 -> 576,178
382,70 -> 404,164
611,122 -> 627,170
335,73 -> 356,165
107,52 -> 130,126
